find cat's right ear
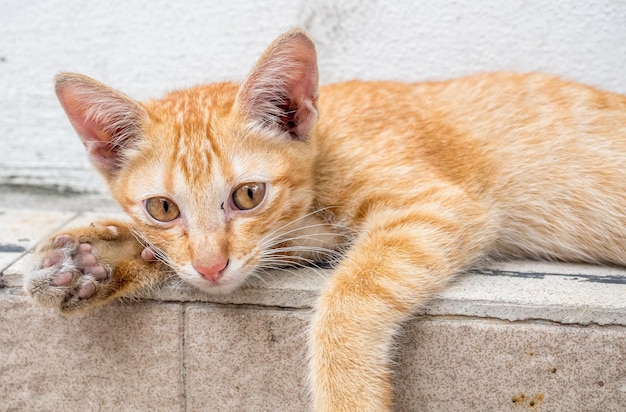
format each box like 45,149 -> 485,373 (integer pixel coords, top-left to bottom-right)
55,73 -> 147,175
235,29 -> 319,141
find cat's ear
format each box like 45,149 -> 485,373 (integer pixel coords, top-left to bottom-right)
235,29 -> 319,141
55,73 -> 148,175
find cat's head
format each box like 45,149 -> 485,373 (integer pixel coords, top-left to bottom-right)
54,29 -> 320,293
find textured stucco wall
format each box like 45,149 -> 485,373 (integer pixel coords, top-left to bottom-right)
2,0 -> 625,192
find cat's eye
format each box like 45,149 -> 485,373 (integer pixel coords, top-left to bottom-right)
232,182 -> 266,211
145,197 -> 180,222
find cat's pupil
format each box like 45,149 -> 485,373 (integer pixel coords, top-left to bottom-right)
247,188 -> 254,200
163,201 -> 169,213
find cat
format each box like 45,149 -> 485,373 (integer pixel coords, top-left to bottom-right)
26,29 -> 626,411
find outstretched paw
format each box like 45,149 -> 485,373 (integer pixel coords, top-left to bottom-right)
26,223 -> 127,312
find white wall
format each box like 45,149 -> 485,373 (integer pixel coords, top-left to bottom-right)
2,0 -> 625,192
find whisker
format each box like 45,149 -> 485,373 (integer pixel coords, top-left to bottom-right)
267,245 -> 343,256
259,206 -> 344,244
259,229 -> 351,251
256,265 -> 328,281
257,258 -> 315,270
258,248 -> 339,272
265,243 -> 345,261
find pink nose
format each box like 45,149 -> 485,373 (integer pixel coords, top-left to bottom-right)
194,259 -> 229,282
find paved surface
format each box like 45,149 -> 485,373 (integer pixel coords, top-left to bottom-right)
1,185 -> 625,411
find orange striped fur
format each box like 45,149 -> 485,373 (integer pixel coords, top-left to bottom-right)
28,29 -> 626,410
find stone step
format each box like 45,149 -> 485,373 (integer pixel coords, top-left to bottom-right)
1,198 -> 625,411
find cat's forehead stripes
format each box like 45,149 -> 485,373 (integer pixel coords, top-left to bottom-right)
145,83 -> 240,190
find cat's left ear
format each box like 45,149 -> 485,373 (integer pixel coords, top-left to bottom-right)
235,29 -> 319,141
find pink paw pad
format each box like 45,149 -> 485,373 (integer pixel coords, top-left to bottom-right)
54,234 -> 74,248
42,233 -> 111,298
90,223 -> 119,236
141,247 -> 157,262
52,271 -> 73,286
78,282 -> 96,299
76,243 -> 109,281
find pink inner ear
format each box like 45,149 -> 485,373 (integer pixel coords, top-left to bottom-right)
236,30 -> 320,140
64,105 -> 114,148
285,37 -> 319,103
57,88 -> 121,172
55,73 -> 146,174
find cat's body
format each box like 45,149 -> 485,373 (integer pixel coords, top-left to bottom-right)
26,30 -> 626,411
318,75 -> 626,264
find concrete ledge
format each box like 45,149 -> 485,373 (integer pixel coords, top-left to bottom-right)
1,195 -> 626,410
0,295 -> 185,410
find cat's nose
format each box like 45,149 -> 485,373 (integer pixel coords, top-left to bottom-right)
194,259 -> 229,282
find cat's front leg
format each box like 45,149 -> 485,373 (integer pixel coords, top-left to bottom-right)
309,192 -> 495,411
25,220 -> 169,314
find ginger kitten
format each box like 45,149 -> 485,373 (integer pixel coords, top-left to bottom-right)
26,29 -> 626,411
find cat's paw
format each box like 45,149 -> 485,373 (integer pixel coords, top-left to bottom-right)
26,224 -> 122,312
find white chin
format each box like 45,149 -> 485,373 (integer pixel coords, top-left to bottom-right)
190,279 -> 243,295
179,269 -> 249,295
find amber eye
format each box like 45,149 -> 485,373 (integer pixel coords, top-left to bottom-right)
145,197 -> 180,222
232,182 -> 266,211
